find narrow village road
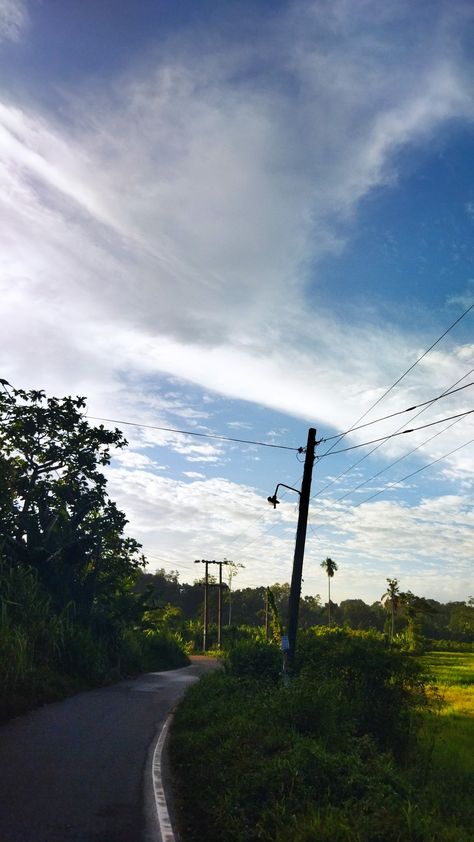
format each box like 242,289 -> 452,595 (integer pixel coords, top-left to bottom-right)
0,657 -> 217,842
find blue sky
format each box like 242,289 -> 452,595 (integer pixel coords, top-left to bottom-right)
1,0 -> 474,603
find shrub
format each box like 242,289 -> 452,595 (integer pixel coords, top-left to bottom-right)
223,638 -> 282,682
170,629 -> 457,842
295,628 -> 427,756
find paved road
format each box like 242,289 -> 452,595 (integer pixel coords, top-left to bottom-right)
0,657 -> 217,842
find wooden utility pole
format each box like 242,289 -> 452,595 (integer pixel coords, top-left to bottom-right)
218,562 -> 223,647
196,559 -> 232,649
194,559 -> 209,652
210,560 -> 232,648
265,587 -> 270,639
286,427 -> 316,672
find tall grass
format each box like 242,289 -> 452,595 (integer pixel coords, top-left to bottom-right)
0,562 -> 189,721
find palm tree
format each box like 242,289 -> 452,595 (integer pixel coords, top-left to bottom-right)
381,578 -> 401,642
320,557 -> 338,627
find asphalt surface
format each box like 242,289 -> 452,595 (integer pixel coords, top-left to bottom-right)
0,657 -> 217,842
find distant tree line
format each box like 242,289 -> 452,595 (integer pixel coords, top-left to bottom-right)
136,568 -> 474,643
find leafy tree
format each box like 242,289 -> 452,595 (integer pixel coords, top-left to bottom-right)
299,593 -> 322,628
0,386 -> 145,618
396,591 -> 437,652
447,601 -> 474,639
267,586 -> 284,641
340,598 -> 376,630
381,578 -> 401,642
320,557 -> 338,627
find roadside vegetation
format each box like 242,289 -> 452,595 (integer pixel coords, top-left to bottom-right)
170,630 -> 473,842
2,385 -> 472,838
137,569 -> 474,650
0,386 -> 188,722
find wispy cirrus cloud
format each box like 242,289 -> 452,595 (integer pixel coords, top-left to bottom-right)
0,0 -> 28,43
1,0 -> 474,601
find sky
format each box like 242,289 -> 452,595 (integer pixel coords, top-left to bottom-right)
1,0 -> 474,605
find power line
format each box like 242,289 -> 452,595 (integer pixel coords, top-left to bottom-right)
318,300 -> 474,457
313,366 -> 474,498
343,436 -> 474,510
222,386 -> 474,555
87,415 -> 302,452
316,414 -> 468,512
309,434 -> 474,534
318,408 -> 474,457
222,374 -> 468,554
320,381 -> 474,443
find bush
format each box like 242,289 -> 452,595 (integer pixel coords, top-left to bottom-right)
170,629 -> 471,842
0,561 -> 190,721
170,666 -> 439,842
223,638 -> 282,682
295,628 -> 427,756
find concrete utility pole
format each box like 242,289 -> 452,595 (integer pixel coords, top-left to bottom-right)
286,427 -> 316,671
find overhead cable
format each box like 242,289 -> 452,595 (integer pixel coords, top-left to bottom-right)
320,381 -> 474,443
318,300 -> 474,457
313,366 -> 474,498
309,435 -> 474,533
87,415 -> 301,452
318,408 -> 474,457
316,414 -> 468,510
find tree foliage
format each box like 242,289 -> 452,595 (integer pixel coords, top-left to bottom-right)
0,386 -> 187,718
321,557 -> 338,627
0,386 -> 145,617
381,577 -> 401,642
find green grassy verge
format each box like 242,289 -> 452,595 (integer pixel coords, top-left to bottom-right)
170,632 -> 472,842
416,651 -> 474,831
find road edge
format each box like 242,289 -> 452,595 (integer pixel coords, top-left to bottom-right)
150,712 -> 176,842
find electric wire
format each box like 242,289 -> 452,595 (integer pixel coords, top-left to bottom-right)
308,434 -> 474,536
314,413 -> 468,514
317,408 -> 474,457
318,300 -> 474,457
87,415 -> 301,452
217,393 -> 474,556
313,366 -> 474,498
319,380 -> 474,443
5,303 -> 474,567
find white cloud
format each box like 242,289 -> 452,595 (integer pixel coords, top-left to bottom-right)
105,462 -> 474,602
1,1 -> 474,601
1,0 -> 473,365
305,492 -> 474,601
0,0 -> 28,43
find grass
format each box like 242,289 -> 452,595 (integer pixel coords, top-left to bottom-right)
416,650 -> 474,831
420,651 -> 474,686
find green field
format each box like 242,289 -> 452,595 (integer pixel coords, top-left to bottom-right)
417,650 -> 474,831
420,650 -> 474,686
